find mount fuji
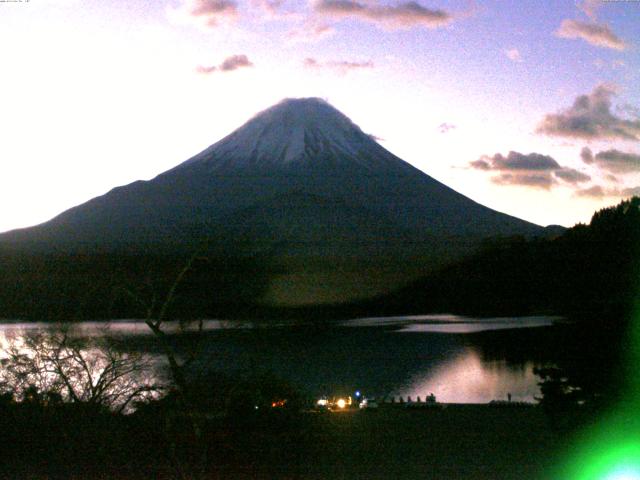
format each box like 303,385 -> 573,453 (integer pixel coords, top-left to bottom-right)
1,98 -> 547,305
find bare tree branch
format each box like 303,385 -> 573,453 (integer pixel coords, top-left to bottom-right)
0,327 -> 160,413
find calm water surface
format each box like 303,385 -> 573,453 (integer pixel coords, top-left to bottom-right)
0,315 -> 560,404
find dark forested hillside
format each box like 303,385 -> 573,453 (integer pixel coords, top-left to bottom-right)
0,249 -> 272,321
364,196 -> 640,320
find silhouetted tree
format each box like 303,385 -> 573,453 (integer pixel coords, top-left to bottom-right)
0,326 -> 160,414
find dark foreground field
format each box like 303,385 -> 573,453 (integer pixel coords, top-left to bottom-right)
215,405 -> 560,480
2,404 -> 563,480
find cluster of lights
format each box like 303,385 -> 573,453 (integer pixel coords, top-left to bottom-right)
316,395 -> 355,410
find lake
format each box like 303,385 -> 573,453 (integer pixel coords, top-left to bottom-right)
0,315 -> 560,404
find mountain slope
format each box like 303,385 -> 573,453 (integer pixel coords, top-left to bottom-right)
2,98 -> 541,248
0,98 -> 548,306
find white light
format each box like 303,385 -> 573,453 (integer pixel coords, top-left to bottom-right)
337,398 -> 346,409
604,467 -> 640,480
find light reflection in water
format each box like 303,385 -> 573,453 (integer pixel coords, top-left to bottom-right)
0,320 -> 250,350
395,317 -> 554,333
344,315 -> 560,330
393,349 -> 541,403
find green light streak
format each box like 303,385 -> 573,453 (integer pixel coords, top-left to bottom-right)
561,265 -> 640,480
567,438 -> 640,480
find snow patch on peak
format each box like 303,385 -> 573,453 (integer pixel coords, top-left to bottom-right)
177,97 -> 411,174
273,97 -> 331,108
232,97 -> 361,156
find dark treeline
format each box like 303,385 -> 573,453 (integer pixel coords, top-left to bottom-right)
363,196 -> 640,320
0,369 -> 310,479
0,248 -> 273,321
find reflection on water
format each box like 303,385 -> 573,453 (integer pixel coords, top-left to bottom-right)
396,317 -> 555,334
0,315 -> 560,338
0,316 -> 558,404
0,320 -> 253,336
345,315 -> 559,332
393,349 -> 540,403
0,321 -> 251,353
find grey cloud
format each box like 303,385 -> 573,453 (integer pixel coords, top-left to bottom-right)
471,151 -> 560,171
556,19 -> 626,51
492,173 -> 555,190
554,168 -> 591,184
581,146 -> 594,164
220,54 -> 253,71
575,185 -> 606,197
314,0 -> 452,29
196,54 -> 253,74
438,123 -> 456,133
606,174 -> 619,183
575,184 -> 640,198
471,150 -> 591,191
183,0 -> 238,26
593,149 -> 640,173
536,84 -> 640,141
469,159 -> 491,170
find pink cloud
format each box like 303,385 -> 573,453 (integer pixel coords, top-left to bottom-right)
438,123 -> 456,133
304,57 -> 374,73
287,23 -> 336,43
252,0 -> 285,15
556,19 -> 626,51
172,0 -> 238,28
195,65 -> 218,74
505,48 -> 522,62
314,0 -> 452,29
196,54 -> 254,74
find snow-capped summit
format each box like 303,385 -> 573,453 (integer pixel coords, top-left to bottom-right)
176,97 -> 410,174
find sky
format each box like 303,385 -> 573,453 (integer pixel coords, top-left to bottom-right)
0,0 -> 639,232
